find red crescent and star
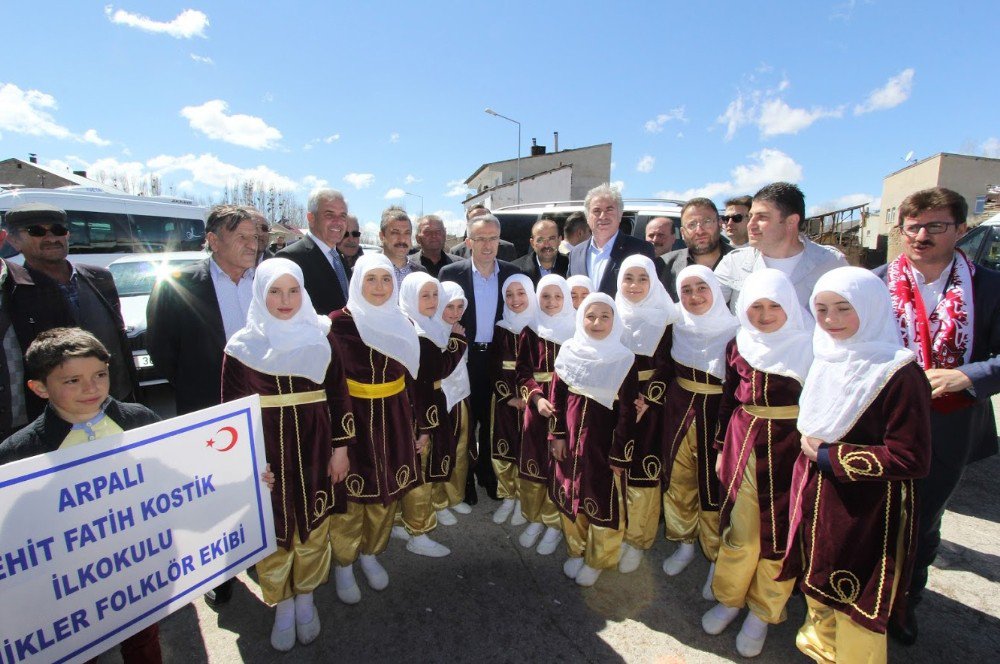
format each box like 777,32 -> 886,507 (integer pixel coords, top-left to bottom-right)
205,426 -> 239,452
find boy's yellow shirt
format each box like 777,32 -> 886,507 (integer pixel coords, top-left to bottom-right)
60,415 -> 124,449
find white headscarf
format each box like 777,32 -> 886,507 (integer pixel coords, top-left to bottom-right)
532,274 -> 576,344
346,254 -> 420,378
798,267 -> 915,442
554,293 -> 635,409
615,254 -> 679,356
566,274 -> 595,293
735,268 -> 813,384
399,272 -> 451,350
439,281 -> 471,410
496,274 -> 537,335
671,264 -> 740,379
224,258 -> 332,384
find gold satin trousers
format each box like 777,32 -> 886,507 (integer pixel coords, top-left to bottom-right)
662,421 -> 721,561
624,484 -> 661,550
329,500 -> 398,566
561,477 -> 626,569
435,401 -> 470,509
256,519 -> 332,605
519,480 -> 562,528
400,445 -> 437,535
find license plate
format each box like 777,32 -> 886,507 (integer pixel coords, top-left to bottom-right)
134,354 -> 154,369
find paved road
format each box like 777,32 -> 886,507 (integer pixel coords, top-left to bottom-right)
99,392 -> 999,663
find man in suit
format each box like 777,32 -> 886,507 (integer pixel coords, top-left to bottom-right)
451,204 -> 517,261
412,214 -> 460,278
568,183 -> 656,297
874,187 -> 1000,644
657,200 -> 734,301
715,182 -> 847,311
379,206 -> 427,288
439,214 -> 521,502
277,188 -> 351,314
337,214 -> 364,275
511,216 -> 569,285
146,204 -> 260,607
3,203 -> 137,416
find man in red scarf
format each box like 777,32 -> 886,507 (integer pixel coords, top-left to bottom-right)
876,187 -> 1000,645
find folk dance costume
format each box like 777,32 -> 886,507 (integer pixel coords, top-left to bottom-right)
434,281 -> 474,517
614,255 -> 679,573
515,274 -> 575,553
490,274 -> 538,524
396,273 -> 466,557
550,293 -> 638,586
221,259 -> 355,650
779,268 -> 931,664
704,269 -> 812,657
327,255 -> 422,603
661,265 -> 739,596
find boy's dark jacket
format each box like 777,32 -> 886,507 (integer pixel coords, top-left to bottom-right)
0,398 -> 159,465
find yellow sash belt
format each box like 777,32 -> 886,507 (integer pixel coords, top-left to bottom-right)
533,371 -> 552,383
259,390 -> 326,408
742,404 -> 799,420
675,375 -> 723,395
346,375 -> 406,399
433,380 -> 442,390
637,369 -> 655,382
502,360 -> 516,371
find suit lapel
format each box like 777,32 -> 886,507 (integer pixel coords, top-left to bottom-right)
194,260 -> 227,347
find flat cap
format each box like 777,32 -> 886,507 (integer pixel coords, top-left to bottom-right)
4,202 -> 67,228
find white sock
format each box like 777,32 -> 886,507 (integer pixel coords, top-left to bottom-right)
742,612 -> 768,638
294,592 -> 314,623
275,598 -> 295,630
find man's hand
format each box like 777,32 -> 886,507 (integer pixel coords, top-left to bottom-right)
260,463 -> 275,491
800,435 -> 823,462
536,398 -> 555,418
415,433 -> 430,454
550,438 -> 567,461
925,368 -> 972,398
328,447 -> 349,484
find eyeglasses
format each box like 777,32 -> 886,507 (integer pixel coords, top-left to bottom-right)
900,221 -> 957,236
682,219 -> 718,231
22,224 -> 70,237
345,231 -> 362,238
720,214 -> 745,224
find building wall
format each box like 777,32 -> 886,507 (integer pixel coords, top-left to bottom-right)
467,144 -> 611,199
0,159 -> 76,189
464,167 -> 573,209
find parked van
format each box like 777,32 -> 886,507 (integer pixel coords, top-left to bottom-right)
0,186 -> 208,267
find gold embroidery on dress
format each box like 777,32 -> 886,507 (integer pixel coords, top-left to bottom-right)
557,484 -> 568,506
495,381 -> 511,399
623,440 -> 635,463
496,439 -> 509,456
396,465 -> 412,488
829,570 -> 862,604
839,448 -> 885,480
313,490 -> 330,518
641,454 -> 661,479
341,412 -> 356,438
526,459 -> 540,477
448,337 -> 461,352
645,381 -> 666,405
345,474 -> 365,497
583,497 -> 599,517
425,405 -> 440,427
439,455 -> 451,475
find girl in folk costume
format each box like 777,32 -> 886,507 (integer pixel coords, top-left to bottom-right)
515,274 -> 575,554
432,281 -> 474,520
702,269 -> 812,658
394,273 -> 467,557
327,254 -> 423,604
567,274 -> 594,310
490,274 -> 537,525
221,258 -> 355,651
550,293 -> 639,587
614,255 -> 679,574
661,265 -> 739,598
779,267 -> 931,664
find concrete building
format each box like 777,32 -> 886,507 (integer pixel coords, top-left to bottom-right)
0,156 -> 116,192
862,152 -> 1000,258
463,142 -> 611,209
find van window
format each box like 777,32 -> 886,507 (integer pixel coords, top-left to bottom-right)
130,214 -> 205,252
67,211 -> 135,253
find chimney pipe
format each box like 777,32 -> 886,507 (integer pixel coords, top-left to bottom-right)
29,153 -> 37,164
553,132 -> 559,152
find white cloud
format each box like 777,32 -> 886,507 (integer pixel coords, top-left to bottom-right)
384,188 -> 405,199
757,98 -> 844,137
807,193 -> 873,216
147,153 -> 299,190
323,134 -> 340,143
180,100 -> 282,150
389,132 -> 400,143
303,133 -> 340,151
404,174 -> 421,185
445,180 -> 471,197
854,68 -> 914,115
982,138 -> 1000,158
343,173 -> 375,189
655,148 -> 803,201
431,210 -> 466,236
644,107 -> 687,133
717,93 -> 751,141
636,155 -> 655,173
104,5 -> 209,39
81,129 -> 111,146
611,180 -> 626,194
301,175 -> 329,193
0,83 -> 115,145
190,54 -> 214,65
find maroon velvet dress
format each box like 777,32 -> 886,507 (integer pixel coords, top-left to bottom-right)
516,327 -> 559,485
489,326 -> 523,465
661,361 -> 724,512
220,332 -> 356,549
414,334 -> 467,482
328,309 -> 420,506
778,362 -> 932,633
548,366 -> 639,528
630,328 -> 673,488
715,341 -> 801,560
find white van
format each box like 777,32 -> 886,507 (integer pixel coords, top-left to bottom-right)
0,186 -> 208,267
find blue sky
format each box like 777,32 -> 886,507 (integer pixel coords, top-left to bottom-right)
2,1 -> 997,237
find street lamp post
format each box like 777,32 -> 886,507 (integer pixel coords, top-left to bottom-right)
404,191 -> 424,218
484,107 -> 521,204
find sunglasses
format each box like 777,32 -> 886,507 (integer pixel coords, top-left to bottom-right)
22,224 -> 70,237
345,231 -> 362,238
720,214 -> 745,224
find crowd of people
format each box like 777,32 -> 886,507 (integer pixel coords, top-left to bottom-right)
0,180 -> 997,663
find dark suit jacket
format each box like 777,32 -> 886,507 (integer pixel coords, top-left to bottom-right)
277,234 -> 347,315
511,250 -> 569,286
567,232 -> 656,297
146,258 -> 227,415
657,243 -> 734,301
450,240 -> 517,262
439,259 -> 522,343
874,261 -> 1000,464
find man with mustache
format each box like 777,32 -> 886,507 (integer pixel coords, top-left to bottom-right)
657,200 -> 734,301
336,214 -> 364,275
512,216 -> 568,285
412,214 -> 460,278
379,207 -> 426,288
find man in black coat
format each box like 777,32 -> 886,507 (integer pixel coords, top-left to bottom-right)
568,183 -> 655,297
656,200 -> 734,301
277,189 -> 352,314
511,217 -> 569,286
874,188 -> 1000,645
439,214 -> 522,502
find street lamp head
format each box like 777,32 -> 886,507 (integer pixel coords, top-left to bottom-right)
485,108 -> 497,116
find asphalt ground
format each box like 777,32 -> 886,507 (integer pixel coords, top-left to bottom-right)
95,388 -> 999,663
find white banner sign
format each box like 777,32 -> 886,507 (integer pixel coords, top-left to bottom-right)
0,396 -> 275,664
